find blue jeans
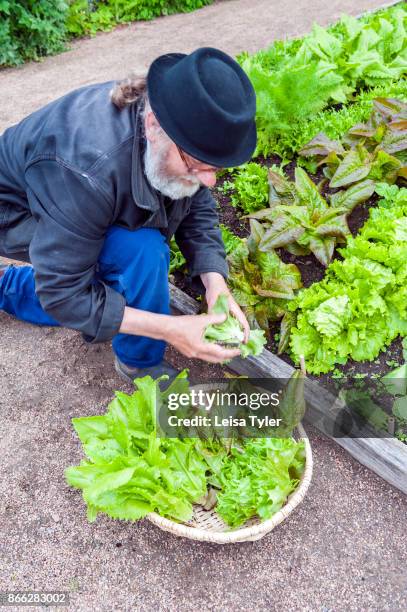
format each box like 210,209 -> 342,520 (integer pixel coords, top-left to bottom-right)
0,227 -> 170,367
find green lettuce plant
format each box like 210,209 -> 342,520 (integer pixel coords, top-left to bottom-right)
300,97 -> 407,184
229,163 -> 269,214
247,167 -> 363,266
214,437 -> 305,527
288,183 -> 407,374
226,220 -> 302,351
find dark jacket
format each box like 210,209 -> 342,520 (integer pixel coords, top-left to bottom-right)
0,81 -> 227,342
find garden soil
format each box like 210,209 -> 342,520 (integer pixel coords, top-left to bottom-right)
1,1 -> 406,610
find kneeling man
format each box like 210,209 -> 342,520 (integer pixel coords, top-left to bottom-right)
0,47 -> 256,381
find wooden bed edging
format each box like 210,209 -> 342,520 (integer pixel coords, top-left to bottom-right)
170,283 -> 407,495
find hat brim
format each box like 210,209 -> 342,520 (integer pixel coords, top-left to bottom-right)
147,53 -> 257,168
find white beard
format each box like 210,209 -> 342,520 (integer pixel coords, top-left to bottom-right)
143,138 -> 201,199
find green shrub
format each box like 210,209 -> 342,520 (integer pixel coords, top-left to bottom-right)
230,163 -> 269,214
66,0 -> 214,37
65,1 -> 114,37
0,0 -> 69,67
0,1 -> 214,67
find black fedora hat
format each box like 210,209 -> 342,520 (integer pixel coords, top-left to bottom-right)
146,47 -> 257,167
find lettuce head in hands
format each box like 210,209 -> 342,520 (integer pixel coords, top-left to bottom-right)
204,294 -> 266,358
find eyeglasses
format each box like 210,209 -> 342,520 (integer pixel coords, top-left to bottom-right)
176,144 -> 223,174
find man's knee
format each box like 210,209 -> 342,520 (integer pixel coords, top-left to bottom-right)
99,227 -> 169,274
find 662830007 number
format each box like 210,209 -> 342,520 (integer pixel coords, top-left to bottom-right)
0,591 -> 70,606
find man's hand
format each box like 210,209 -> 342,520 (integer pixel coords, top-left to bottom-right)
165,313 -> 241,363
119,306 -> 241,364
200,271 -> 250,343
118,271 -> 250,364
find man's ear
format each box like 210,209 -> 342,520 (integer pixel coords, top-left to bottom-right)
144,110 -> 161,143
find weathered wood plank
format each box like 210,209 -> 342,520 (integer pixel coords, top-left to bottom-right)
170,283 -> 407,495
170,284 -> 200,315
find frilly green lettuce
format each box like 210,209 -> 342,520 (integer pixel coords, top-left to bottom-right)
289,184 -> 407,373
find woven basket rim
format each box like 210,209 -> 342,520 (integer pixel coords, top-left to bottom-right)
147,381 -> 313,543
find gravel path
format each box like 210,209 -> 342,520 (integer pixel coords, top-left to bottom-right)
1,1 -> 406,611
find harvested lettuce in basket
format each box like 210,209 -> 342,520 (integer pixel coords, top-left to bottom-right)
66,370 -> 305,527
204,294 -> 266,357
65,370 -> 208,523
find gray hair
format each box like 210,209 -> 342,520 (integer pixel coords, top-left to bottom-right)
110,75 -> 148,110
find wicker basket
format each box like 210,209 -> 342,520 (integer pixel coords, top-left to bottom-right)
147,418 -> 313,544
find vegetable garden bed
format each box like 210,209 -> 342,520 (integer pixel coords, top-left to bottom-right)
170,2 -> 407,493
170,284 -> 407,494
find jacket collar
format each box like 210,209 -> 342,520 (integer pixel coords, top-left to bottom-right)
131,101 -> 161,213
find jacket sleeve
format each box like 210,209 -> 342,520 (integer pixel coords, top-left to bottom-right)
174,186 -> 228,280
24,159 -> 126,343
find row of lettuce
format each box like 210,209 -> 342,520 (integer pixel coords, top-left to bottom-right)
0,0 -> 213,68
171,3 -> 407,377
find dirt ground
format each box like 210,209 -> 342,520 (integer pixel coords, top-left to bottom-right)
1,1 -> 406,610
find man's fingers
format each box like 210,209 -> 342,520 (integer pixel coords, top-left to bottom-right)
197,342 -> 241,363
229,303 -> 250,343
200,312 -> 227,326
206,299 -> 215,314
217,347 -> 242,360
